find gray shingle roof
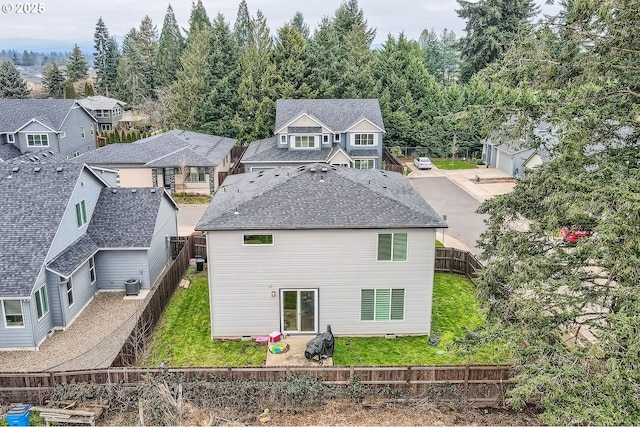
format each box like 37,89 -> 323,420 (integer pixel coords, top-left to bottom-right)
5,149 -> 66,164
0,144 -> 21,161
275,99 -> 385,133
241,137 -> 333,163
88,187 -> 166,248
46,235 -> 99,278
350,149 -> 379,157
79,129 -> 237,167
0,99 -> 79,132
77,95 -> 125,111
0,162 -> 86,297
196,163 -> 447,231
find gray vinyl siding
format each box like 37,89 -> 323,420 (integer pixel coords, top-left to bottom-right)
15,121 -> 60,154
148,196 -> 178,285
46,270 -> 64,326
30,270 -> 54,346
47,169 -> 104,262
207,228 -> 436,338
95,250 -> 150,290
0,299 -> 34,348
58,106 -> 98,157
60,261 -> 97,327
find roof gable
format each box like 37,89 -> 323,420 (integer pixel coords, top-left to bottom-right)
0,99 -> 80,132
275,99 -> 385,134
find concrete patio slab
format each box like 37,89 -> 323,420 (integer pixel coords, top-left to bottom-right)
265,335 -> 333,367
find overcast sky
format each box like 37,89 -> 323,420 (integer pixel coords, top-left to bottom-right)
0,0 -> 560,50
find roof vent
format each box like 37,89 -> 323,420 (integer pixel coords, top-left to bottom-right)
321,167 -> 328,172
111,189 -> 117,193
56,167 -> 63,172
131,189 -> 137,193
150,188 -> 156,193
234,207 -> 239,215
250,180 -> 255,183
34,167 -> 41,172
309,167 -> 316,173
11,167 -> 19,173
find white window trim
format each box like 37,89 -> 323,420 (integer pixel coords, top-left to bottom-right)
81,126 -> 85,139
65,278 -> 74,307
322,134 -> 329,143
3,299 -> 25,328
354,158 -> 376,170
292,135 -> 318,150
352,133 -> 377,146
280,134 -> 287,144
360,288 -> 406,321
242,234 -> 274,246
89,256 -> 96,284
26,133 -> 49,148
76,200 -> 88,228
59,131 -> 66,139
35,285 -> 49,320
7,133 -> 15,143
334,133 -> 341,142
377,232 -> 408,262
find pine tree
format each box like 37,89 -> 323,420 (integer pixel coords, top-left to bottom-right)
233,0 -> 252,49
41,63 -> 65,98
137,15 -> 159,97
156,5 -> 185,88
63,81 -> 77,99
333,0 -> 376,44
187,0 -> 211,36
456,0 -> 538,82
0,60 -> 29,98
93,18 -> 120,96
233,10 -> 277,143
65,44 -> 89,82
289,12 -> 310,40
273,23 -> 315,99
83,82 -> 95,96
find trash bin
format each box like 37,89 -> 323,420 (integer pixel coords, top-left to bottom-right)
125,279 -> 140,296
196,257 -> 204,272
5,404 -> 31,426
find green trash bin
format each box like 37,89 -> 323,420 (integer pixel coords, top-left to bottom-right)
5,404 -> 31,426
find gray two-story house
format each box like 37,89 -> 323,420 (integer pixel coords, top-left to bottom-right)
0,162 -> 178,350
241,99 -> 386,172
0,99 -> 98,161
77,95 -> 126,132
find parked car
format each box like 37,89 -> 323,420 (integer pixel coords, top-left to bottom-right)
561,226 -> 593,243
414,157 -> 433,170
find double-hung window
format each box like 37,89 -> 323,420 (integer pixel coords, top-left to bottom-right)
65,278 -> 74,306
76,200 -> 87,227
361,289 -> 405,321
377,233 -> 407,261
294,136 -> 315,149
7,133 -> 15,143
3,300 -> 24,327
89,257 -> 96,283
354,133 -> 375,146
187,167 -> 206,182
35,285 -> 49,319
354,159 -> 375,169
27,134 -> 49,147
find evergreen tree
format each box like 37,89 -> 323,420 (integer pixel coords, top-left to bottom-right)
83,82 -> 95,96
333,0 -> 375,44
93,18 -> 120,96
137,15 -> 159,97
289,11 -> 310,40
456,0 -> 538,82
156,5 -> 185,88
65,44 -> 89,82
418,28 -> 460,86
63,81 -> 77,99
0,60 -> 29,98
168,26 -> 212,131
202,13 -> 240,136
308,17 -> 341,96
41,63 -> 65,98
116,29 -> 145,105
187,0 -> 211,36
233,10 -> 277,143
233,0 -> 252,49
273,23 -> 315,99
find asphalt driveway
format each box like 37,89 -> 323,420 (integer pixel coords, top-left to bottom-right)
409,177 -> 487,254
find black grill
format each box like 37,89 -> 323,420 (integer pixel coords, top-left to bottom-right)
304,325 -> 334,365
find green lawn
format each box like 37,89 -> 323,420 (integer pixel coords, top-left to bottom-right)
171,192 -> 211,204
142,268 -> 266,367
431,158 -> 479,170
435,239 -> 444,248
143,271 -> 511,367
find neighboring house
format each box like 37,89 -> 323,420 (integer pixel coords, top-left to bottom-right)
0,99 -> 98,160
118,110 -> 150,130
0,162 -> 178,350
196,163 -> 447,338
241,99 -> 386,172
77,95 -> 126,132
79,130 -> 238,194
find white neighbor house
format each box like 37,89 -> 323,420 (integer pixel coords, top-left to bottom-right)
196,163 -> 447,338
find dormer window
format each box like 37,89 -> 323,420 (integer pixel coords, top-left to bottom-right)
27,134 -> 49,147
294,136 -> 316,149
323,134 -> 329,143
280,135 -> 287,144
334,134 -> 341,142
7,133 -> 15,143
354,133 -> 375,146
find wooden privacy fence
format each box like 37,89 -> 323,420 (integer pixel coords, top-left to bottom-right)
435,247 -> 482,279
0,365 -> 512,406
170,235 -> 206,259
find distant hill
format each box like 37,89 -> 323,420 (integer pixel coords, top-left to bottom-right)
0,38 -> 94,55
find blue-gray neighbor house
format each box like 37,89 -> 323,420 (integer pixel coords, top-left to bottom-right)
0,162 -> 178,350
196,164 -> 447,338
241,99 -> 386,172
0,99 -> 98,161
79,130 -> 238,195
77,95 -> 126,132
